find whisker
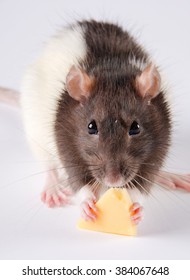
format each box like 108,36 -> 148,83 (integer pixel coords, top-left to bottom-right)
14,199 -> 42,227
136,173 -> 190,213
130,179 -> 148,195
130,175 -> 190,230
0,168 -> 60,190
91,180 -> 101,196
0,166 -> 78,190
131,178 -> 160,203
154,182 -> 190,212
0,159 -> 103,191
21,203 -> 45,230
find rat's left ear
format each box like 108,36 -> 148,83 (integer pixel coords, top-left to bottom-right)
66,65 -> 94,102
135,63 -> 161,99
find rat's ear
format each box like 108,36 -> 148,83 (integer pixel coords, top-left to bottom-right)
66,65 -> 94,102
136,63 -> 161,99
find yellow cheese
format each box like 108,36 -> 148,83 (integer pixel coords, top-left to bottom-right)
77,188 -> 136,236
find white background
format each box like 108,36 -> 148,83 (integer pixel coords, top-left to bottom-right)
0,0 -> 190,260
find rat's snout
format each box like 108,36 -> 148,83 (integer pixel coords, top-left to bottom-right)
104,174 -> 124,187
103,164 -> 126,187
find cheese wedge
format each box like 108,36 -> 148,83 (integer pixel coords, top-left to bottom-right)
77,188 -> 136,236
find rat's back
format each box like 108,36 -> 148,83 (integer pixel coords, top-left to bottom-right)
20,23 -> 87,164
78,20 -> 148,72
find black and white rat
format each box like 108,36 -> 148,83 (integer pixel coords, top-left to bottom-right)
1,20 -> 190,224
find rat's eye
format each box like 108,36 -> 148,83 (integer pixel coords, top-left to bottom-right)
88,120 -> 98,135
129,121 -> 140,136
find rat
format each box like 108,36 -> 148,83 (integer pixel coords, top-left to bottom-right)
1,20 -> 190,224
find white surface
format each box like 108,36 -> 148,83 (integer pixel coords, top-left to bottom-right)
0,0 -> 190,260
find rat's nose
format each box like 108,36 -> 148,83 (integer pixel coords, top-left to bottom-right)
103,169 -> 125,187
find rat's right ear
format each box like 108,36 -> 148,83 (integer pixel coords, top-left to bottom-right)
66,65 -> 94,102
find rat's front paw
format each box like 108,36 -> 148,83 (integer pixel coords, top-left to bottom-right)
130,202 -> 144,225
41,186 -> 72,208
80,197 -> 98,221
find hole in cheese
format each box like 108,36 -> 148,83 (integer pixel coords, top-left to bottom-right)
77,188 -> 136,236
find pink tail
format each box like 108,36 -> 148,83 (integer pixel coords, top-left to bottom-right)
0,87 -> 20,107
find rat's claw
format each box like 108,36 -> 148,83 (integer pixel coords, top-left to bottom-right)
130,202 -> 144,225
41,170 -> 73,208
41,187 -> 72,208
156,171 -> 190,192
172,174 -> 190,191
80,197 -> 98,221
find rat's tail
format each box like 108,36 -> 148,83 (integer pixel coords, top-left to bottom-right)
0,87 -> 20,107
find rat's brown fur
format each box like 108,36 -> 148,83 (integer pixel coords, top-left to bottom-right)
55,20 -> 171,194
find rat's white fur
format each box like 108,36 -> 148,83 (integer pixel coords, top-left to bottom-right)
20,23 -> 167,208
21,24 -> 169,170
20,25 -> 87,167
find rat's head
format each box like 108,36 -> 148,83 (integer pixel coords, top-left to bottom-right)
56,64 -> 171,193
